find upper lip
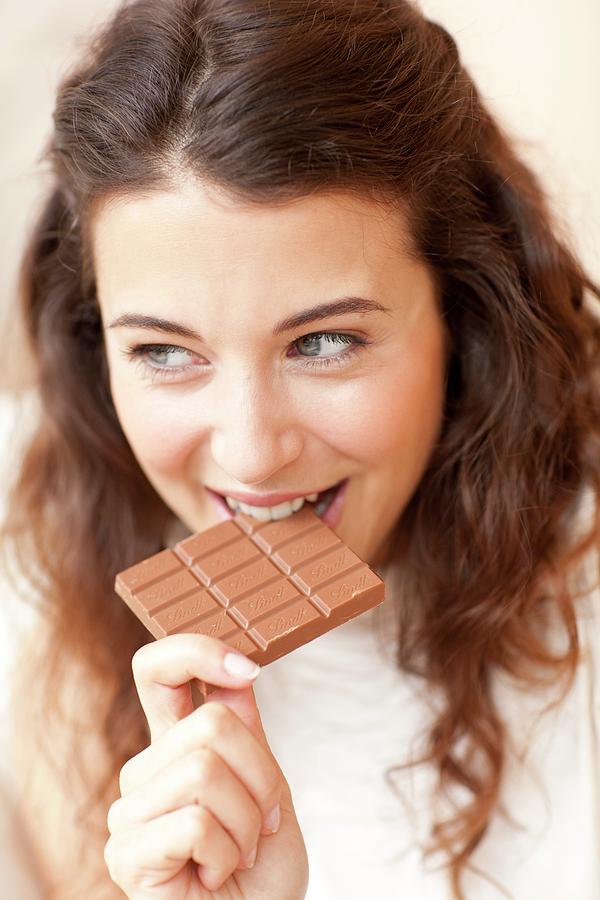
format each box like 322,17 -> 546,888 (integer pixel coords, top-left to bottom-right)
206,481 -> 343,508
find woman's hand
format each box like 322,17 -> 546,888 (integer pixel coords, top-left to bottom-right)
104,634 -> 308,899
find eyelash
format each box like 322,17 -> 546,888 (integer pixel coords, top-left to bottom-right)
121,332 -> 369,383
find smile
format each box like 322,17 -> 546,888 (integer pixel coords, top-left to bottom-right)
206,479 -> 349,530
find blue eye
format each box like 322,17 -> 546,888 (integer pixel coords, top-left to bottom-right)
289,332 -> 365,366
121,331 -> 368,383
139,346 -> 190,367
293,332 -> 356,359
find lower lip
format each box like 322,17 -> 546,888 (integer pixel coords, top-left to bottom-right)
206,479 -> 349,531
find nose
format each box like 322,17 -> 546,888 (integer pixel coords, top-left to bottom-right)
208,371 -> 303,486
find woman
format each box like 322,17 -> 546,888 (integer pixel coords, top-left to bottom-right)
2,0 -> 600,897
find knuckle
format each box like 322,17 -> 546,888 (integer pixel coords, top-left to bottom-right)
199,701 -> 233,740
193,633 -> 215,653
185,804 -> 212,841
188,747 -> 219,786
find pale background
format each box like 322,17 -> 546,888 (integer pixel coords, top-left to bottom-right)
0,1 -> 598,896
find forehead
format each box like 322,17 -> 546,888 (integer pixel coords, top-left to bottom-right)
90,180 -> 421,316
91,178 -> 418,258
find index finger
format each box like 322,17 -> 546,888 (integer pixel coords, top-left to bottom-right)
132,634 -> 261,742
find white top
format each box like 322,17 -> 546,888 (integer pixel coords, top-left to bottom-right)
1,392 -> 599,898
253,487 -> 600,899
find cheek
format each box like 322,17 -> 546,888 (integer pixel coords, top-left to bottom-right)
314,352 -> 446,465
112,382 -> 199,473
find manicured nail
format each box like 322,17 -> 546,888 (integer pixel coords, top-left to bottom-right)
223,652 -> 261,680
263,804 -> 280,833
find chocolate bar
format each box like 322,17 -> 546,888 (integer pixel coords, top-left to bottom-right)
115,505 -> 385,696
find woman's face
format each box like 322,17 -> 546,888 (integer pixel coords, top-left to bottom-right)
93,179 -> 449,565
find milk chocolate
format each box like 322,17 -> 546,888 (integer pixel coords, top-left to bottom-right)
115,505 -> 385,696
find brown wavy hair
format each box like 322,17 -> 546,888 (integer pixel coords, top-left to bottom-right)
2,0 -> 600,897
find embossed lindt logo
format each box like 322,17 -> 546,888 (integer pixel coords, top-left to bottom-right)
231,572 -> 258,591
250,589 -> 282,612
310,553 -> 346,580
148,572 -> 191,602
165,596 -> 206,624
213,551 -> 239,567
268,607 -> 307,634
289,539 -> 319,558
228,562 -> 269,592
211,539 -> 253,566
331,572 -> 367,601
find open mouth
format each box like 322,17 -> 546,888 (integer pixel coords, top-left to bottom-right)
312,481 -> 343,517
207,479 -> 348,530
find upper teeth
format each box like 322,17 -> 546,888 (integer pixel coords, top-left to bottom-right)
225,491 -> 319,521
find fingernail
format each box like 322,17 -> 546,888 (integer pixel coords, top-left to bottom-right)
223,652 -> 261,680
263,804 -> 280,833
245,844 -> 257,868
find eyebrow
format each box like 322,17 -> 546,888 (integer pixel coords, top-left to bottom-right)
105,296 -> 391,340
